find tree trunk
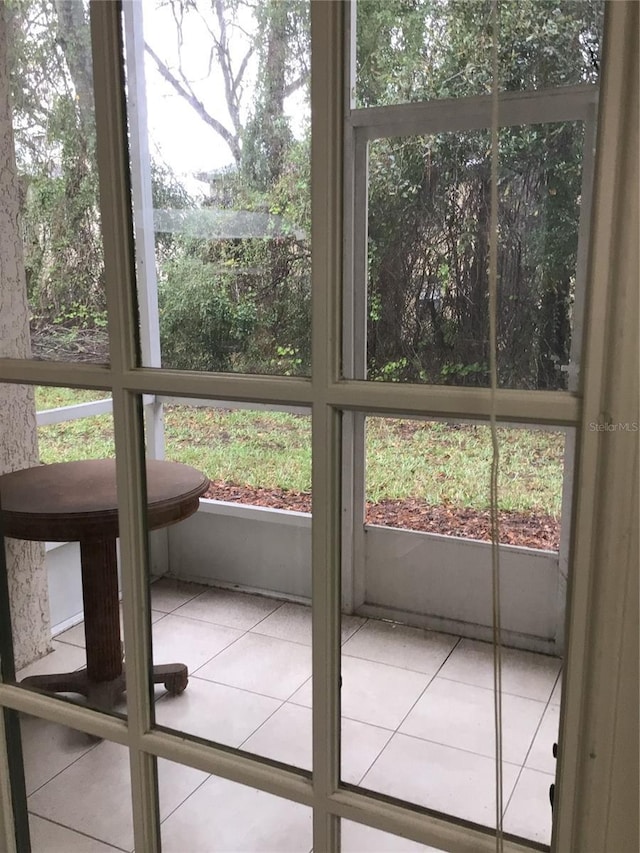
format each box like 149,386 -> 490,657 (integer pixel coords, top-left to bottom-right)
54,0 -> 95,148
0,2 -> 51,670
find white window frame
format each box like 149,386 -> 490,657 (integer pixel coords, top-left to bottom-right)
0,3 -> 631,852
341,2 -> 598,633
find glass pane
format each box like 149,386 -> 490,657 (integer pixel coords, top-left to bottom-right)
341,414 -> 565,844
126,0 -> 311,375
160,768 -> 313,852
162,403 -> 311,505
341,820 -> 444,852
24,741 -> 204,850
364,122 -> 585,389
7,3 -> 108,363
148,398 -> 313,773
366,418 -> 564,549
36,386 -> 114,462
23,735 -> 132,847
355,0 -> 603,107
0,382 -> 130,717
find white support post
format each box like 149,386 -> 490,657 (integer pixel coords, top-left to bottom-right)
122,1 -> 165,460
341,2 -> 367,613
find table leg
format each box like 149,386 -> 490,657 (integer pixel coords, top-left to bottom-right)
21,536 -> 188,708
80,538 -> 122,681
20,537 -> 125,708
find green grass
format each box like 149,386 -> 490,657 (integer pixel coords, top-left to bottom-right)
366,418 -> 564,516
35,387 -> 564,516
35,387 -> 111,410
36,387 -> 115,463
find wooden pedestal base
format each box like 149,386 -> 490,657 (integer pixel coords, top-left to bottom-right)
20,662 -> 188,711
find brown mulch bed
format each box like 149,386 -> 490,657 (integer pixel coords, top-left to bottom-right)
204,481 -> 560,551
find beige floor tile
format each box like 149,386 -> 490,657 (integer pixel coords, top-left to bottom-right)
525,703 -> 560,774
241,701 -> 392,783
195,632 -> 311,699
28,741 -> 208,851
150,577 -> 208,613
504,768 -> 554,845
399,677 -> 545,764
341,717 -> 395,785
151,613 -> 242,672
160,774 -> 312,852
55,621 -> 88,648
29,814 -> 122,852
155,675 -> 281,747
290,656 -> 430,730
550,672 -> 562,706
173,587 -> 282,630
17,642 -> 86,680
342,620 -> 457,674
361,734 -> 519,828
20,715 -> 99,796
240,701 -> 309,770
437,639 -> 561,702
56,611 -> 165,649
250,601 -> 366,646
17,593 -> 562,848
341,820 -> 442,852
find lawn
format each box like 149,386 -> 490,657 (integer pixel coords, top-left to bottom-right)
35,387 -> 565,516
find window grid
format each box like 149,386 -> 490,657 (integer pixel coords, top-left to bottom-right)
0,1 -> 604,852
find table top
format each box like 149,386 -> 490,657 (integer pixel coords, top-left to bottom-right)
0,458 -> 209,542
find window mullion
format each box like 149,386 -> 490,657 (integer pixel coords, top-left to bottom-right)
90,3 -> 160,852
311,1 -> 344,850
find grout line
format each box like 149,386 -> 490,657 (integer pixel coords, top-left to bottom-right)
170,603 -> 285,633
149,591 -> 208,614
549,667 -> 563,707
516,673 -> 561,778
383,637 -> 463,736
337,637 -> 464,787
236,696 -> 289,754
25,730 -> 104,798
52,636 -> 85,650
245,627 -> 314,648
169,673 -> 292,705
436,672 -> 561,703
340,616 -> 369,646
154,768 -> 212,837
502,763 -> 526,820
385,728 -> 524,770
28,812 -> 128,851
339,646 -> 460,677
153,609 -> 250,633
26,582 -> 562,846
244,599 -> 288,631
188,625 -> 252,676
352,727 -> 395,788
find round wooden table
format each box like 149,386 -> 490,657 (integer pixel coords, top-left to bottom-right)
0,458 -> 209,709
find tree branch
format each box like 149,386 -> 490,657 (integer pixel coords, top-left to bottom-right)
144,41 -> 241,164
283,73 -> 308,99
234,46 -> 254,94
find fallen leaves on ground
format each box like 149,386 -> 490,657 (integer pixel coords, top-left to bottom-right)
204,481 -> 559,550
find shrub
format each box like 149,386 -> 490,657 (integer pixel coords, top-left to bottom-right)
158,257 -> 257,371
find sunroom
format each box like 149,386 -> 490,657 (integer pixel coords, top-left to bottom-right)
0,2 -> 636,853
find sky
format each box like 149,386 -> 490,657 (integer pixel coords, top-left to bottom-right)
129,0 -> 308,196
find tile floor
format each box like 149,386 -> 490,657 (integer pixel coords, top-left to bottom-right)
17,578 -> 561,852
